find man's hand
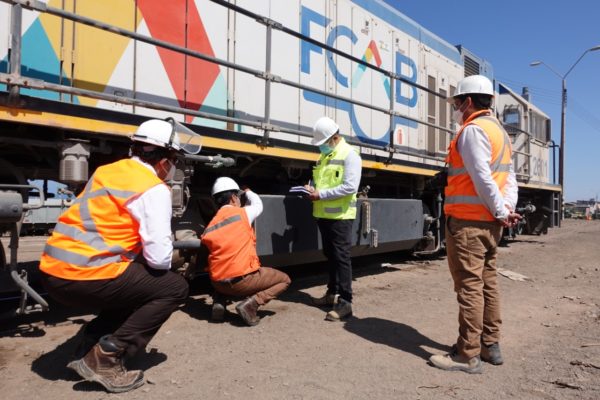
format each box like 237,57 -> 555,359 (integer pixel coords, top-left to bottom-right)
304,185 -> 320,201
499,212 -> 522,228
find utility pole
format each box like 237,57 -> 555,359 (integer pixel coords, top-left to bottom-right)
530,45 -> 600,224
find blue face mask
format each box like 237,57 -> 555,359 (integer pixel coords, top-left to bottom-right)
319,144 -> 333,154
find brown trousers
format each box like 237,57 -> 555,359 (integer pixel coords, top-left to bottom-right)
445,217 -> 503,359
211,267 -> 291,306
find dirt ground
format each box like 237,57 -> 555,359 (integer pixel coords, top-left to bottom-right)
1,219 -> 599,400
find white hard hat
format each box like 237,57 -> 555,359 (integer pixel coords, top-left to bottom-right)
450,75 -> 494,101
132,118 -> 202,154
312,117 -> 339,145
211,177 -> 240,196
133,119 -> 181,150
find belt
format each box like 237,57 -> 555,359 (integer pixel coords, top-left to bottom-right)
218,275 -> 244,285
218,269 -> 259,285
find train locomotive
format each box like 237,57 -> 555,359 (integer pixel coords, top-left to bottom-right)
0,0 -> 560,313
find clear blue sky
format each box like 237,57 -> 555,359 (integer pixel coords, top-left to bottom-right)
383,0 -> 600,202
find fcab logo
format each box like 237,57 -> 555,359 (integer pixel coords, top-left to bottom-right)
300,6 -> 417,145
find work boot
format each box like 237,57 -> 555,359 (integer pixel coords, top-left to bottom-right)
481,342 -> 504,365
72,335 -> 144,393
236,297 -> 260,326
66,334 -> 98,372
211,301 -> 226,322
311,293 -> 339,307
429,346 -> 483,374
325,298 -> 352,321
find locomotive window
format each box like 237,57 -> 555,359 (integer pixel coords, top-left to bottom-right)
504,108 -> 520,126
531,113 -> 547,142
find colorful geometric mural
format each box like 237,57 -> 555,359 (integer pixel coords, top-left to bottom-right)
352,40 -> 390,97
2,0 -> 226,122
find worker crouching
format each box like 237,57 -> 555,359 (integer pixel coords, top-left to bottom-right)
38,118 -> 201,392
201,177 -> 291,326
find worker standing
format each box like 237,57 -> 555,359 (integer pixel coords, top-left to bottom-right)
202,177 -> 291,326
39,119 -> 200,392
429,75 -> 521,374
305,117 -> 362,321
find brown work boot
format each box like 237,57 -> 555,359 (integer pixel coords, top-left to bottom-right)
429,346 -> 483,374
72,336 -> 144,393
66,334 -> 98,372
236,297 -> 260,326
311,292 -> 339,307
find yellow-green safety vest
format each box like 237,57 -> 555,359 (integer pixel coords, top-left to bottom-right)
312,138 -> 358,220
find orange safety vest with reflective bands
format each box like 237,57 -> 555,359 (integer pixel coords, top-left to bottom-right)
39,159 -> 164,280
201,206 -> 260,281
444,110 -> 513,221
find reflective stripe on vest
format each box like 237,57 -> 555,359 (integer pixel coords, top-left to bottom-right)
444,112 -> 513,221
312,138 -> 358,220
201,207 -> 260,282
202,214 -> 242,235
39,159 -> 164,280
42,178 -> 140,266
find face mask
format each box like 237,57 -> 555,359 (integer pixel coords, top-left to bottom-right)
319,144 -> 333,154
451,108 -> 464,125
156,158 -> 176,181
451,99 -> 469,125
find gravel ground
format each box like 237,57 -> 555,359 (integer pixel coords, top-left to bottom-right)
1,219 -> 599,400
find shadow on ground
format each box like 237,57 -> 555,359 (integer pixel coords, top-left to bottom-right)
277,251 -> 442,307
30,323 -> 168,392
343,317 -> 451,360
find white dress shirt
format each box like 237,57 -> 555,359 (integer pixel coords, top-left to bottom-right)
243,190 -> 263,224
221,190 -> 263,225
125,157 -> 173,270
457,124 -> 519,220
318,149 -> 362,200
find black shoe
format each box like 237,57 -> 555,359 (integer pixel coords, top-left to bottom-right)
325,298 -> 352,321
211,302 -> 226,322
481,342 -> 504,365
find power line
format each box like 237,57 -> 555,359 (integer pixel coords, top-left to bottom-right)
496,75 -> 561,96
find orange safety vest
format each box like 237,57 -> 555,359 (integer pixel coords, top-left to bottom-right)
444,110 -> 513,221
39,159 -> 165,280
201,206 -> 260,281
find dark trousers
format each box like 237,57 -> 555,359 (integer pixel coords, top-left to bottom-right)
41,262 -> 189,358
317,218 -> 353,303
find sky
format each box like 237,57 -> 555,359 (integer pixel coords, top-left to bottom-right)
382,0 -> 600,202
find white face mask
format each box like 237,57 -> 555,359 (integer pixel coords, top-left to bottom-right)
451,108 -> 464,125
451,98 -> 469,125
